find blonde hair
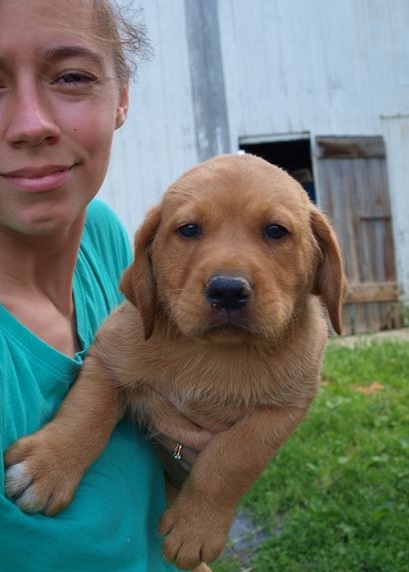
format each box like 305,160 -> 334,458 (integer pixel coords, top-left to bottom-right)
92,0 -> 151,84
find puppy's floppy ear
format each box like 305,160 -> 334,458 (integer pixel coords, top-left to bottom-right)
120,205 -> 162,340
310,206 -> 347,334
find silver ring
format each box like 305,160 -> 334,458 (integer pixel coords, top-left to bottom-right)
172,443 -> 183,461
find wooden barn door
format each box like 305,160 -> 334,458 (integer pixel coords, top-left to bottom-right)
315,136 -> 401,334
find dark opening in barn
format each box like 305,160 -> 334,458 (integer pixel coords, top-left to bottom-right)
239,138 -> 316,202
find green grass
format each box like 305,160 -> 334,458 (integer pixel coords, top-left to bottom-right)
213,340 -> 409,572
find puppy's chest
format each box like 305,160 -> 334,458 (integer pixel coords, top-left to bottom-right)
137,348 -> 316,412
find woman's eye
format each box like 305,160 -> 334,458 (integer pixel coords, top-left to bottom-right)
263,224 -> 288,240
177,223 -> 201,239
53,72 -> 95,86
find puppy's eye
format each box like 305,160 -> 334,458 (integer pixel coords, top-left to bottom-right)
178,223 -> 201,239
263,224 -> 288,240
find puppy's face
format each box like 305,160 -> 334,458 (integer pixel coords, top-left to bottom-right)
121,154 -> 345,343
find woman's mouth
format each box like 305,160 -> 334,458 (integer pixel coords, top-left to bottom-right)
2,165 -> 75,192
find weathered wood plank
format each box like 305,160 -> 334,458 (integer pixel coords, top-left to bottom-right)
316,159 -> 361,282
316,136 -> 386,159
345,282 -> 400,304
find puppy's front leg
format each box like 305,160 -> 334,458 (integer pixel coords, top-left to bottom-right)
4,353 -> 123,515
159,405 -> 309,570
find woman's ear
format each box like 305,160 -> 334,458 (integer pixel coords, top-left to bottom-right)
120,205 -> 162,339
115,83 -> 129,129
310,206 -> 347,334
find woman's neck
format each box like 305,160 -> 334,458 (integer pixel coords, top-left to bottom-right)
0,213 -> 85,314
0,214 -> 86,356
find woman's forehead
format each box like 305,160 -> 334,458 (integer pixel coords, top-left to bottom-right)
0,0 -> 94,22
0,0 -> 104,43
0,0 -> 115,64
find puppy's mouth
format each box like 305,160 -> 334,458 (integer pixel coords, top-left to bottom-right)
201,308 -> 254,341
209,322 -> 249,335
208,307 -> 249,328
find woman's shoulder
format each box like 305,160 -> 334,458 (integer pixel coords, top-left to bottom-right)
82,199 -> 132,269
85,199 -> 126,237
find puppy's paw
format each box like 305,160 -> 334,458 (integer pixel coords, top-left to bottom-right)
158,496 -> 232,570
4,428 -> 82,515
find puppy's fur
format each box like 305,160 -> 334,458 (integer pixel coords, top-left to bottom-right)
5,154 -> 346,571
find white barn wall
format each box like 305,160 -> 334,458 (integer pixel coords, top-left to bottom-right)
218,0 -> 409,139
100,0 -> 409,297
99,1 -> 198,236
381,115 -> 409,302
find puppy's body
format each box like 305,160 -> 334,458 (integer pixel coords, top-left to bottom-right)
5,154 -> 346,571
97,296 -> 325,427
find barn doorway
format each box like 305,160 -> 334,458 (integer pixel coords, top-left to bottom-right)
239,137 -> 316,202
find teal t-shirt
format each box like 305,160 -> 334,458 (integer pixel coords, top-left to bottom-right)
0,200 -> 177,572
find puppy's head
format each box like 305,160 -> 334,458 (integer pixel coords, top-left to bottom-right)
121,154 -> 346,342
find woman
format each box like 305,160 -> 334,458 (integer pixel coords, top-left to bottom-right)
0,1 -> 210,570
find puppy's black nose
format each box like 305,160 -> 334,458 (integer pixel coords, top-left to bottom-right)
206,276 -> 250,312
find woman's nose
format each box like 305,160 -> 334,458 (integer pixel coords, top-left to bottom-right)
5,83 -> 60,147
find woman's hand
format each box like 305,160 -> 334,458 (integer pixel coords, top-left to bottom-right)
152,408 -> 229,466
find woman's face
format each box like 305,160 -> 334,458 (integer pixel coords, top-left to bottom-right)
0,0 -> 128,238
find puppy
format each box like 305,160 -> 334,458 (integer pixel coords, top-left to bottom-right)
5,154 -> 346,571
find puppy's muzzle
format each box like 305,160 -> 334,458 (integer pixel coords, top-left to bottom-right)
205,275 -> 251,312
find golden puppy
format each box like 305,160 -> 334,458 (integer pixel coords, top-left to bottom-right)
5,154 -> 346,571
